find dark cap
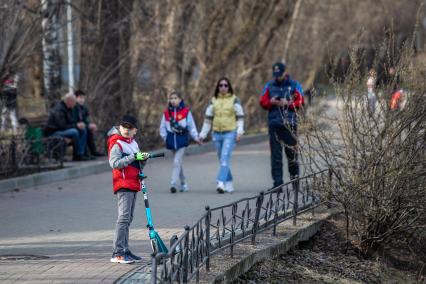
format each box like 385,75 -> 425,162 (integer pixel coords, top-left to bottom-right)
120,114 -> 138,129
272,62 -> 286,77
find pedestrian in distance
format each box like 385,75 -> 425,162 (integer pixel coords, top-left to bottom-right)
386,67 -> 406,111
390,84 -> 405,111
259,62 -> 303,189
366,68 -> 377,113
199,77 -> 245,194
159,90 -> 200,193
107,114 -> 150,264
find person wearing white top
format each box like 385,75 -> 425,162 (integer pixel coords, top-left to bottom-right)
199,77 -> 244,194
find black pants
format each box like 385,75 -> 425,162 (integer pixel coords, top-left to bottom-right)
87,128 -> 98,155
269,124 -> 299,187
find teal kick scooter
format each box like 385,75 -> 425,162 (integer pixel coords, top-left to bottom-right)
139,153 -> 177,254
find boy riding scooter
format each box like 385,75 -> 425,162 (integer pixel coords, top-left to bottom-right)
107,115 -> 177,264
107,115 -> 149,264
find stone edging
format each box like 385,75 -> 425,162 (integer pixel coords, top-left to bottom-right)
0,133 -> 267,193
201,209 -> 332,283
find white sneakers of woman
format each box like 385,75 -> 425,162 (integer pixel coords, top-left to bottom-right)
224,181 -> 234,193
217,181 -> 234,193
216,181 -> 225,193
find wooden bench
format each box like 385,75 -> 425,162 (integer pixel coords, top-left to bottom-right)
20,115 -> 73,144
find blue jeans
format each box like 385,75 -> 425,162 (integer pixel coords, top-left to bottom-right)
51,128 -> 87,156
213,131 -> 236,182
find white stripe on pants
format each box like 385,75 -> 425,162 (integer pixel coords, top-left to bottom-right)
171,147 -> 186,186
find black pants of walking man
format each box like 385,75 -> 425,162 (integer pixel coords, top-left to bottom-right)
268,124 -> 299,188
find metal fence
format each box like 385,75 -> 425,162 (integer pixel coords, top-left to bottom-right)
0,135 -> 66,178
151,169 -> 333,283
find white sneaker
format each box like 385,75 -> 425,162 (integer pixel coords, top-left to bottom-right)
180,183 -> 188,192
216,181 -> 225,194
224,181 -> 234,193
110,254 -> 134,264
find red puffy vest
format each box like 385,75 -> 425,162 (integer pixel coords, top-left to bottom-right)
107,134 -> 141,193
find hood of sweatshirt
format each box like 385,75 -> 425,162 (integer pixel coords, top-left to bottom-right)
107,126 -> 135,152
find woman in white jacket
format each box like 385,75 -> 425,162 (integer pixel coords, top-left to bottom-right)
199,77 -> 244,194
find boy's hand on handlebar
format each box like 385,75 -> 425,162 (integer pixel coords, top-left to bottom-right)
134,152 -> 150,161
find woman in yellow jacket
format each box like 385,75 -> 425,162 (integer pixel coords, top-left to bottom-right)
199,77 -> 245,193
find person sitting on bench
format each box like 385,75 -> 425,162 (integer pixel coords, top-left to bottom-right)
74,90 -> 103,157
44,93 -> 89,161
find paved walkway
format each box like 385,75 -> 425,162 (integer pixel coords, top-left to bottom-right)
0,139 -> 297,283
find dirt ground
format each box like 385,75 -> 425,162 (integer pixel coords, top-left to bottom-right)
233,215 -> 424,284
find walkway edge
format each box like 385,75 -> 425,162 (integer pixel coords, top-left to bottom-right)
201,208 -> 334,283
0,160 -> 110,194
0,133 -> 267,193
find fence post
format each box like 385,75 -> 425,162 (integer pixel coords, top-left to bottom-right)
326,169 -> 333,207
59,137 -> 65,168
311,179 -> 315,216
292,177 -> 299,226
205,206 -> 211,272
230,203 -> 237,258
252,191 -> 264,245
10,138 -> 17,171
273,187 -> 282,236
182,225 -> 190,284
151,253 -> 157,284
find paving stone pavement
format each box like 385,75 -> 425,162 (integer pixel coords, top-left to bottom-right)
0,139 -> 301,283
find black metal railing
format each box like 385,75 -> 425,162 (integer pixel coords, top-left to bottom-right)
0,136 -> 66,178
151,169 -> 333,283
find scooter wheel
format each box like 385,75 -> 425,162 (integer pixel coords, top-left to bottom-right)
150,239 -> 158,254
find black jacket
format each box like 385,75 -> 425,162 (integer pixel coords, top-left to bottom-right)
74,104 -> 90,125
44,101 -> 77,136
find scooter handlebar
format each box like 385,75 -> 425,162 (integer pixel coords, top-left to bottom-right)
149,152 -> 165,159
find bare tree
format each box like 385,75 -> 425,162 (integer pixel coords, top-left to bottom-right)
129,0 -> 297,143
73,0 -> 424,149
0,1 -> 40,84
41,0 -> 62,104
300,41 -> 426,253
78,0 -> 136,133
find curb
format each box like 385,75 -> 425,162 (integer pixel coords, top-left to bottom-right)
0,133 -> 268,193
206,211 -> 330,283
0,160 -> 110,194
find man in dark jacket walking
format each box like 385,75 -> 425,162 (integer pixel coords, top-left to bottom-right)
45,93 -> 88,161
259,62 -> 303,188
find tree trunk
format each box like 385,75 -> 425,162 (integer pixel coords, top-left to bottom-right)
79,0 -> 135,130
41,0 -> 62,106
